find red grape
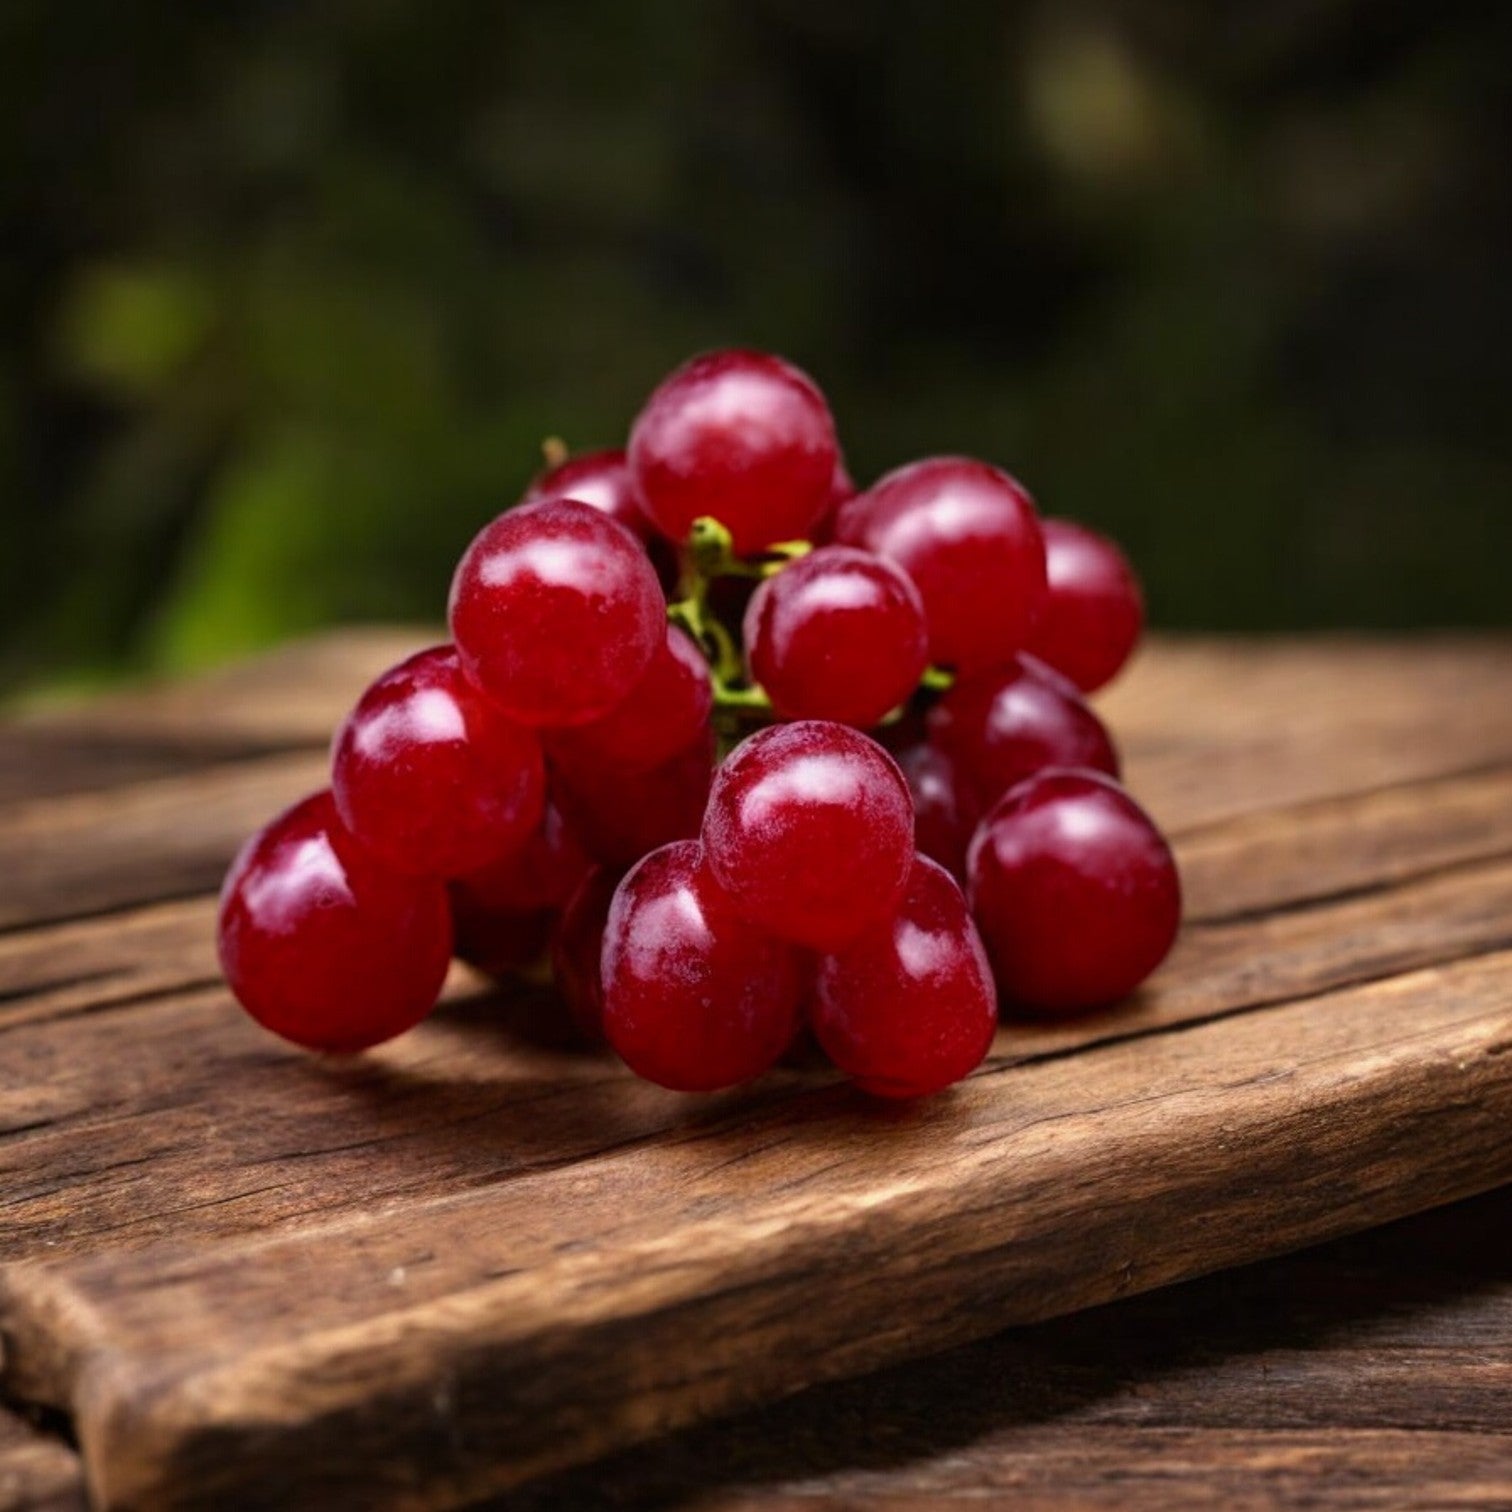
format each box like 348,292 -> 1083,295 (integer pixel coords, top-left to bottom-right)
217,791 -> 452,1051
810,456 -> 857,544
1028,518 -> 1144,692
927,653 -> 1119,807
449,798 -> 590,917
547,626 -> 711,772
744,546 -> 928,727
601,841 -> 805,1091
522,448 -> 680,593
449,903 -> 554,979
968,768 -> 1181,1014
812,856 -> 997,1098
521,448 -> 649,538
449,499 -> 664,727
552,725 -> 716,869
550,865 -> 621,1038
894,741 -> 979,881
839,456 -> 1046,674
448,800 -> 592,975
331,645 -> 545,878
702,721 -> 913,951
628,349 -> 839,553
829,485 -> 874,549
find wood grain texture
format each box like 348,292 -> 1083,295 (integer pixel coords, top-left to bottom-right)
1105,636 -> 1512,831
686,1432 -> 1512,1512
0,631 -> 1509,1510
0,751 -> 330,931
519,1187 -> 1512,1511
4,952 -> 1511,1509
8,629 -> 426,753
0,772 -> 1508,1266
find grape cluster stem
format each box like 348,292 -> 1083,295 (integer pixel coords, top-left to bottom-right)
667,515 -> 958,747
667,516 -> 810,740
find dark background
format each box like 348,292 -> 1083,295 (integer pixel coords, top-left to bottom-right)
3,0 -> 1509,696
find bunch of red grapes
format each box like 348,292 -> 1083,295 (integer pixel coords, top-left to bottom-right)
218,350 -> 1180,1098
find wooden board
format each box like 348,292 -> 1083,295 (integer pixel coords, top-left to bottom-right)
8,1193 -> 1512,1512
559,1184 -> 1512,1511
1,631 -> 1511,1510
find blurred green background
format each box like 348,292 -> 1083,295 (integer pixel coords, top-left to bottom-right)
3,0 -> 1508,695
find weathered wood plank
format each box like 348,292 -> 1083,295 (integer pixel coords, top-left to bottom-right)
0,1409 -> 85,1512
1178,764 -> 1512,921
2,634 -> 1510,1510
9,629 -> 427,750
689,1430 -> 1512,1511
1101,636 -> 1512,749
0,630 -> 421,805
1105,636 -> 1512,832
3,948 -> 1510,1509
501,1187 -> 1512,1510
0,897 -> 221,1033
0,727 -> 294,806
2,827 -> 1508,1264
0,751 -> 328,931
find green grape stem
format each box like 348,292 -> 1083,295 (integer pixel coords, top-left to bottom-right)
664,514 -> 953,740
666,517 -> 773,718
